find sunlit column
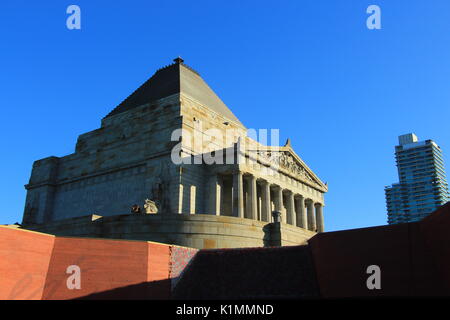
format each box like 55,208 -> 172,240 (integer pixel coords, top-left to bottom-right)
295,196 -> 307,228
232,171 -> 244,218
275,187 -> 284,223
249,175 -> 258,220
307,200 -> 316,231
262,181 -> 271,222
287,191 -> 296,226
208,175 -> 221,215
315,203 -> 324,233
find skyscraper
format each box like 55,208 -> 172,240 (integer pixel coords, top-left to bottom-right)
385,133 -> 449,224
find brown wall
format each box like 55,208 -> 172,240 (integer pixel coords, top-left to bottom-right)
418,203 -> 450,293
309,221 -> 446,297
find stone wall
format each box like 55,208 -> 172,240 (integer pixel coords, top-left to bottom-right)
51,165 -> 147,220
23,95 -> 184,224
178,164 -> 206,214
24,213 -> 316,249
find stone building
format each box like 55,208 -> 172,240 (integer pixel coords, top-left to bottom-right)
22,58 -> 328,249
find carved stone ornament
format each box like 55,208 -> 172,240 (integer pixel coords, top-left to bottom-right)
144,199 -> 158,214
257,151 -> 317,184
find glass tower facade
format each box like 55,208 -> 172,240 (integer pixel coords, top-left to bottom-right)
385,133 -> 449,224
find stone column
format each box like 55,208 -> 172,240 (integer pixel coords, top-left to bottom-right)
274,187 -> 284,223
287,191 -> 296,226
232,171 -> 244,218
307,200 -> 316,231
258,193 -> 262,221
315,203 -> 324,233
189,185 -> 196,214
178,184 -> 184,214
261,181 -> 271,222
208,175 -> 221,215
295,196 -> 307,229
244,179 -> 251,218
249,175 -> 258,220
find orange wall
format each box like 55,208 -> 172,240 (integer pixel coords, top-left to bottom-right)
146,242 -> 171,299
0,228 -> 175,300
0,227 -> 54,300
148,242 -> 170,282
42,237 -> 150,299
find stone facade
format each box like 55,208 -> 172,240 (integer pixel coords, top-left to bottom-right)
22,58 -> 328,249
26,213 -> 316,249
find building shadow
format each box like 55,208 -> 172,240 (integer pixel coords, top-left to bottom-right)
73,279 -> 172,300
262,222 -> 281,247
171,245 -> 320,299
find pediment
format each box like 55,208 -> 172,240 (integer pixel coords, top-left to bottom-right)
254,148 -> 327,191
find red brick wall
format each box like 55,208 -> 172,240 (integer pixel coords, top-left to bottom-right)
42,237 -> 152,299
0,227 -> 54,300
148,242 -> 170,282
146,242 -> 171,299
0,228 -> 178,300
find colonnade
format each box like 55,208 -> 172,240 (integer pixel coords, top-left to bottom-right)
207,171 -> 324,232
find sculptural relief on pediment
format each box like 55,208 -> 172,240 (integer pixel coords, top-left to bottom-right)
256,151 -> 319,186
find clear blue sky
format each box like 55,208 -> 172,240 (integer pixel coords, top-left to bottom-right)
1,1 -> 449,231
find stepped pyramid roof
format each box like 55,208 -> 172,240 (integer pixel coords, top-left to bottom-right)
105,57 -> 243,127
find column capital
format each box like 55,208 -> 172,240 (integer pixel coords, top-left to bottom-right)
271,184 -> 282,191
233,169 -> 243,176
244,173 -> 256,180
314,202 -> 324,207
